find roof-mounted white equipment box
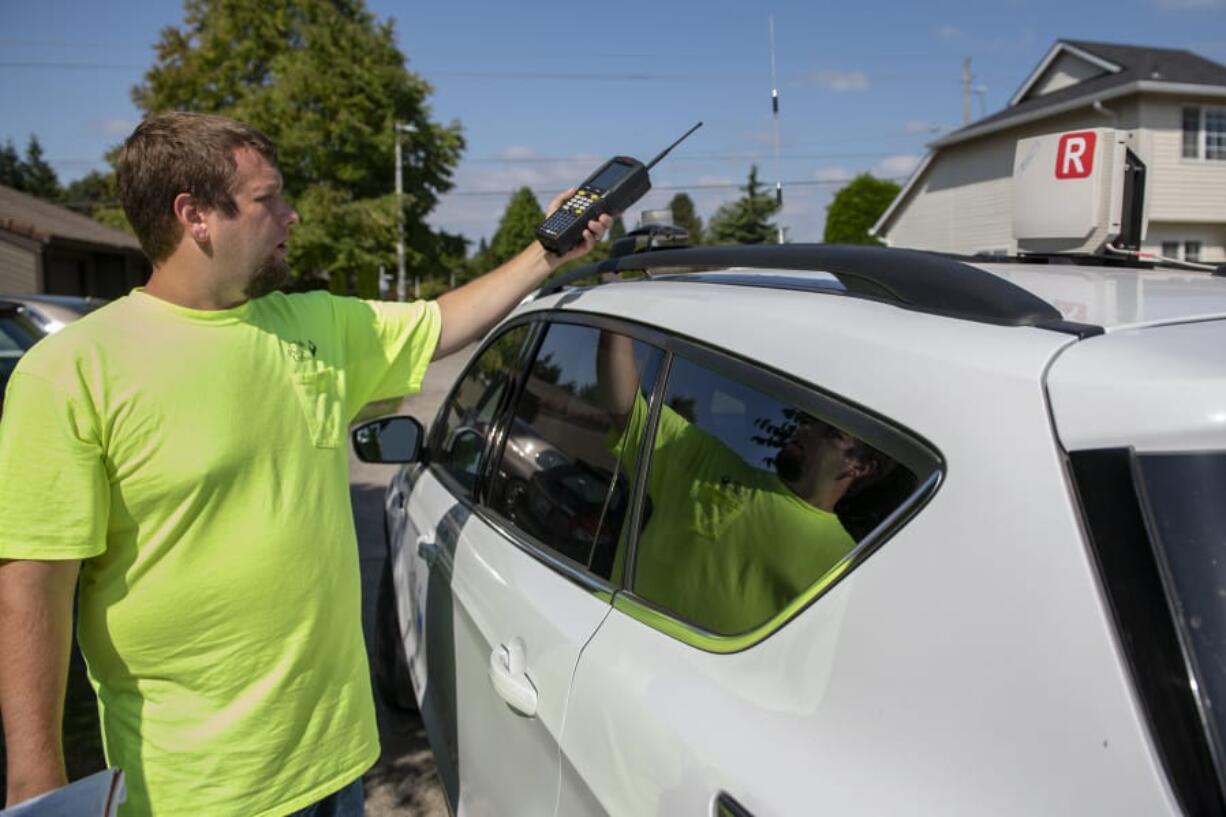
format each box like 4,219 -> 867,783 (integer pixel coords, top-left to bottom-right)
1012,128 -> 1147,254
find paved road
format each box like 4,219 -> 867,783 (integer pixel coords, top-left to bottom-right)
353,345 -> 475,817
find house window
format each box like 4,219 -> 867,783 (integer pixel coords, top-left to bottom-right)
1183,106 -> 1226,161
1183,107 -> 1200,158
1207,109 -> 1226,160
1162,241 -> 1180,259
1186,241 -> 1203,263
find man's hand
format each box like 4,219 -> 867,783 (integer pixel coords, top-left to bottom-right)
432,190 -> 612,359
542,187 -> 615,267
0,558 -> 79,806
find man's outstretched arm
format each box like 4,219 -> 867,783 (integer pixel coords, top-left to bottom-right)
433,188 -> 612,359
0,557 -> 80,806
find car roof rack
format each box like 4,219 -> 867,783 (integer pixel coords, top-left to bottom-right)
538,243 -> 1103,337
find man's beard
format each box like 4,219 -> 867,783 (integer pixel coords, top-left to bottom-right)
244,256 -> 291,299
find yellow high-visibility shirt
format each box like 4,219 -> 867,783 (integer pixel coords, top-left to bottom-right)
0,289 -> 440,816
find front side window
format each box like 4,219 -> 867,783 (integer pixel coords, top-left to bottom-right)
1162,241 -> 1181,260
617,353 -> 923,637
1186,241 -> 1203,263
432,325 -> 531,496
487,323 -> 663,578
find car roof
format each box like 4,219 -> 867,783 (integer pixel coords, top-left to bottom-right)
972,262 -> 1226,332
539,244 -> 1226,335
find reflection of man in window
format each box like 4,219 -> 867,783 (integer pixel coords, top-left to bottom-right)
598,332 -> 888,635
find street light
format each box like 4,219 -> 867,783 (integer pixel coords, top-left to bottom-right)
394,121 -> 417,301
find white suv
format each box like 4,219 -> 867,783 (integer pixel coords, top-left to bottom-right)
354,244 -> 1226,817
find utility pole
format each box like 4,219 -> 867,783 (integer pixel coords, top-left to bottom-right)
769,15 -> 784,244
393,121 -> 417,301
962,58 -> 972,125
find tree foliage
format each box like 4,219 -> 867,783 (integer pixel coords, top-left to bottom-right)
668,193 -> 702,244
706,165 -> 779,245
0,136 -> 63,200
484,187 -> 544,270
132,0 -> 465,294
822,173 -> 900,246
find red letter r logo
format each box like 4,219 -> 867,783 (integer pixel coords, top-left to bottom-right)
1055,131 -> 1097,179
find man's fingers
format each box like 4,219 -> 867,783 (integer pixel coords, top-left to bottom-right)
546,188 -> 577,217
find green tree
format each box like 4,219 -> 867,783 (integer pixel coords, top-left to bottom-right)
0,140 -> 23,189
484,187 -> 543,270
706,165 -> 779,245
608,215 -> 626,242
60,170 -> 117,216
822,173 -> 900,246
21,136 -> 62,200
132,0 -> 465,294
668,192 -> 702,244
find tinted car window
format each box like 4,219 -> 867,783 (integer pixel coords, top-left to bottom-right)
432,325 -> 531,496
487,323 -> 662,578
620,354 -> 915,636
1138,452 -> 1226,785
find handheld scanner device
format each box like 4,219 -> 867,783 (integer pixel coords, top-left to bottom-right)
536,122 -> 702,255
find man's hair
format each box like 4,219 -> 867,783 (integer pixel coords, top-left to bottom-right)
116,112 -> 278,265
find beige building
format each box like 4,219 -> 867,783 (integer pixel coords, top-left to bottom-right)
0,184 -> 149,297
873,40 -> 1226,264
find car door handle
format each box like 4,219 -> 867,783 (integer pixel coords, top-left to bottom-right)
488,637 -> 538,718
417,535 -> 439,566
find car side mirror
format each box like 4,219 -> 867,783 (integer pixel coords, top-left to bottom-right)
351,415 -> 424,463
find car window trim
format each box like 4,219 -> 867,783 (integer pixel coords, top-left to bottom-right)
531,309 -> 943,480
612,469 -> 942,654
426,318 -> 538,501
518,309 -> 946,652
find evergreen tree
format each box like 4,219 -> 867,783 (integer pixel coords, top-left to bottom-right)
0,140 -> 23,189
668,192 -> 703,244
706,165 -> 779,245
608,215 -> 626,242
60,170 -> 117,217
822,173 -> 900,246
132,0 -> 465,295
21,136 -> 62,200
485,187 -> 544,270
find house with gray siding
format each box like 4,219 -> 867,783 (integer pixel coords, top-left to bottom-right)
0,184 -> 149,297
873,40 -> 1226,264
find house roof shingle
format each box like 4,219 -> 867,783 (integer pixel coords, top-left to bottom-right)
935,40 -> 1226,146
0,183 -> 142,252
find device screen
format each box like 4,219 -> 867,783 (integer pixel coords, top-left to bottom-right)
587,160 -> 634,193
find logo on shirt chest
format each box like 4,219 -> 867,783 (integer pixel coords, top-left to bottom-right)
287,339 -> 318,362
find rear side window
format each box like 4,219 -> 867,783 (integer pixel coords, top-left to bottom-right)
486,322 -> 663,579
621,353 -> 924,638
1138,452 -> 1226,791
432,325 -> 531,496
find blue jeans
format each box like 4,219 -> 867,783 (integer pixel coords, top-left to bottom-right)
287,778 -> 365,817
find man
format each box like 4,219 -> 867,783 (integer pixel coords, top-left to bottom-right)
0,112 -> 610,815
598,331 -> 890,634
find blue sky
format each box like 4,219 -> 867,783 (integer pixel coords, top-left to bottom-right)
3,0 -> 1225,245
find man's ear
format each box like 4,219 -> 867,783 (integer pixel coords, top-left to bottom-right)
173,192 -> 210,245
841,455 -> 877,483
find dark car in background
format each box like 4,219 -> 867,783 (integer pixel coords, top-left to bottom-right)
0,301 -> 46,416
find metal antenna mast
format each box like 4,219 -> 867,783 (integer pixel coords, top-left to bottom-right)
769,15 -> 784,244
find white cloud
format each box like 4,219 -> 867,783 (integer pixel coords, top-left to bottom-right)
874,154 -> 922,179
497,145 -> 539,160
936,25 -> 963,40
804,70 -> 870,92
697,174 -> 734,186
814,166 -> 854,183
1157,0 -> 1224,8
92,118 -> 136,137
